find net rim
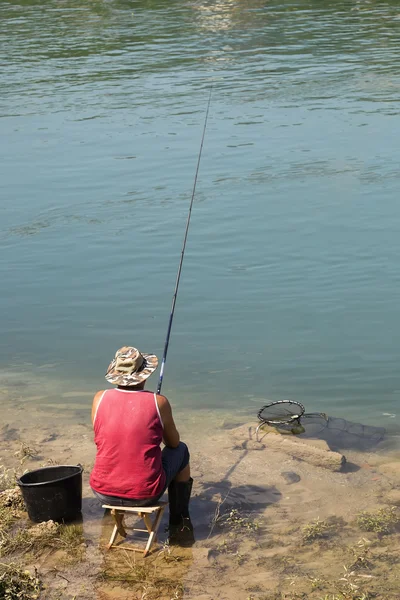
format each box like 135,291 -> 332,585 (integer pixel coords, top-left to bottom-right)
257,400 -> 306,425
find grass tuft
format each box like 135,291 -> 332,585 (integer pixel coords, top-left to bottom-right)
356,507 -> 399,535
218,508 -> 259,532
302,518 -> 333,543
0,490 -> 25,549
14,443 -> 39,465
0,520 -> 84,559
0,467 -> 16,493
0,489 -> 25,513
99,550 -> 185,599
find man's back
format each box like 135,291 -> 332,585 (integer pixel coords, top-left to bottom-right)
90,389 -> 166,499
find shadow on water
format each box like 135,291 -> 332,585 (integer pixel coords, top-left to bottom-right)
82,476 -> 281,546
82,496 -> 104,522
191,480 -> 281,541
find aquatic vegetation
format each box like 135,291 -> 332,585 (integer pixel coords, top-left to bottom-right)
0,507 -> 16,545
0,489 -> 25,513
356,507 -> 399,535
157,540 -> 184,564
319,596 -> 370,600
9,221 -> 50,238
14,443 -> 38,465
0,520 -> 84,559
0,467 -> 16,493
312,535 -> 399,600
208,491 -> 231,538
0,563 -> 41,600
334,564 -> 373,600
348,538 -> 372,571
100,553 -> 147,583
40,458 -> 60,467
302,518 -> 333,543
220,508 -> 259,531
99,550 -> 185,600
0,489 -> 24,531
57,524 -> 82,547
309,576 -> 325,590
215,536 -> 248,565
0,489 -> 25,548
1,521 -> 57,556
210,499 -> 260,534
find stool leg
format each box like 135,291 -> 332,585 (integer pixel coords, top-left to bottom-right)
143,507 -> 165,557
107,509 -> 127,549
107,524 -> 119,550
142,513 -> 153,534
114,510 -> 127,538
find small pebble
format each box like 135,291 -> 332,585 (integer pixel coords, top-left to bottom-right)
281,471 -> 301,484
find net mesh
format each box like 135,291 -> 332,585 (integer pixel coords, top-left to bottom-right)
256,406 -> 386,451
258,401 -> 305,424
300,414 -> 385,451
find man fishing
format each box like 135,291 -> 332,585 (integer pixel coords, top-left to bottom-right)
89,87 -> 212,547
90,346 -> 194,543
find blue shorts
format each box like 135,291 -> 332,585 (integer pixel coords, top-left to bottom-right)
93,441 -> 190,507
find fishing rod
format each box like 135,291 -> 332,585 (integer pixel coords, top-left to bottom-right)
157,85 -> 213,394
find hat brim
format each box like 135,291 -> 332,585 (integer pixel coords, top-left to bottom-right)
105,353 -> 158,386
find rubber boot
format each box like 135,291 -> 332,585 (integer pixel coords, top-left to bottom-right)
168,477 -> 195,547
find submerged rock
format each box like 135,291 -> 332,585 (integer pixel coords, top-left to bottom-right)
385,489 -> 400,506
281,471 -> 301,484
265,434 -> 346,472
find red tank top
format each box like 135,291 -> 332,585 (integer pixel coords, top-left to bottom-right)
90,389 -> 166,499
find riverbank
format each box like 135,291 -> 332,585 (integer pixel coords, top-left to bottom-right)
1,396 -> 400,599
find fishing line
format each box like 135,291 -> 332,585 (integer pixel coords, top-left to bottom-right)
157,84 -> 213,394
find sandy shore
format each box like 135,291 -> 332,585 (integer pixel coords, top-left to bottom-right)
1,392 -> 400,599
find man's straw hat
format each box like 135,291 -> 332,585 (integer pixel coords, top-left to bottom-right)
105,346 -> 158,386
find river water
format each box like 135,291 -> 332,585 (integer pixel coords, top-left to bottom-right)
1,0 -> 400,430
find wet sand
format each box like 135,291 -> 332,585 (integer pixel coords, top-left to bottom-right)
1,390 -> 400,599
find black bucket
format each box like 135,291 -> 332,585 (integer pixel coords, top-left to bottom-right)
18,464 -> 83,523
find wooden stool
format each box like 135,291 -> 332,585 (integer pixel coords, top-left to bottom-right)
102,503 -> 167,557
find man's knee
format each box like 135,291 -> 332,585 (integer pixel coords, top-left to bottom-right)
178,441 -> 190,470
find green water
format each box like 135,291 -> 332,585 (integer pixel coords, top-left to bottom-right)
1,0 -> 400,428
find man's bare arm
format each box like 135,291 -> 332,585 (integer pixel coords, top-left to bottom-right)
91,390 -> 105,425
157,394 -> 180,448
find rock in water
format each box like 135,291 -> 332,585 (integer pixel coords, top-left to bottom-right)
266,434 -> 346,471
385,489 -> 400,506
281,471 -> 301,484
